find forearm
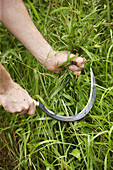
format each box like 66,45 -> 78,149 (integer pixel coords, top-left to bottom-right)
1,0 -> 54,65
0,64 -> 13,94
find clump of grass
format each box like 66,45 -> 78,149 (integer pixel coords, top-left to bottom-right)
0,0 -> 113,169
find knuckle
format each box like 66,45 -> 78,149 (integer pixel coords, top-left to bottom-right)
16,108 -> 23,113
23,104 -> 29,111
3,105 -> 15,113
80,64 -> 84,69
27,104 -> 36,115
75,57 -> 82,64
29,100 -> 34,106
10,109 -> 16,114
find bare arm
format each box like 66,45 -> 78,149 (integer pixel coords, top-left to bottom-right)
1,0 -> 54,65
0,64 -> 13,94
0,0 -> 86,74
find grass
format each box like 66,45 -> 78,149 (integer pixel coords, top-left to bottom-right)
0,0 -> 113,169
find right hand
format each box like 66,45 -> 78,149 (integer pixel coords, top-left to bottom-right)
0,82 -> 35,115
45,52 -> 86,75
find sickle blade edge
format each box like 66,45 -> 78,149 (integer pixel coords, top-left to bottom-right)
39,68 -> 96,122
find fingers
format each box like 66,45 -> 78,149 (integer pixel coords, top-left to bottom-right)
19,100 -> 35,115
2,93 -> 36,115
3,100 -> 29,114
74,71 -> 81,75
56,53 -> 86,74
13,98 -> 35,115
47,52 -> 86,75
55,57 -> 86,74
27,98 -> 36,115
68,55 -> 86,75
69,65 -> 81,71
24,91 -> 36,115
69,62 -> 85,75
19,109 -> 28,115
18,90 -> 36,115
68,65 -> 81,75
70,55 -> 86,66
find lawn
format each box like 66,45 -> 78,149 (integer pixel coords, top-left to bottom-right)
0,0 -> 113,169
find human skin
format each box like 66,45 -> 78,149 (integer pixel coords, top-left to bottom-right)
0,64 -> 36,115
0,0 -> 86,115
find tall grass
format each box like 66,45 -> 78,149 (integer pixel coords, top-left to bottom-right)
0,0 -> 113,169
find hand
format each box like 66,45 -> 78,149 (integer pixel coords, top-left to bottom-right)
0,82 -> 35,115
45,52 -> 86,75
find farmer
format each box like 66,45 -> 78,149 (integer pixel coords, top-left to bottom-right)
0,0 -> 86,115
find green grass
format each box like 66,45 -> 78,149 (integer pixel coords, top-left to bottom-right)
0,0 -> 113,169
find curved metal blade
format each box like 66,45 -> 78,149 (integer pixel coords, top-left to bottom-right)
35,68 -> 96,122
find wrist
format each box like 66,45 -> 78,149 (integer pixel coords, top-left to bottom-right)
32,43 -> 55,66
0,64 -> 14,94
42,49 -> 56,65
0,78 -> 13,95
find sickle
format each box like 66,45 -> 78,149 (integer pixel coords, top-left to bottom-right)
34,68 -> 96,122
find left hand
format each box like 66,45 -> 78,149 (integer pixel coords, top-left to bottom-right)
45,52 -> 86,75
0,82 -> 36,115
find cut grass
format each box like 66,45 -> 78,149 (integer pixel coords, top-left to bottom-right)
0,0 -> 113,169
